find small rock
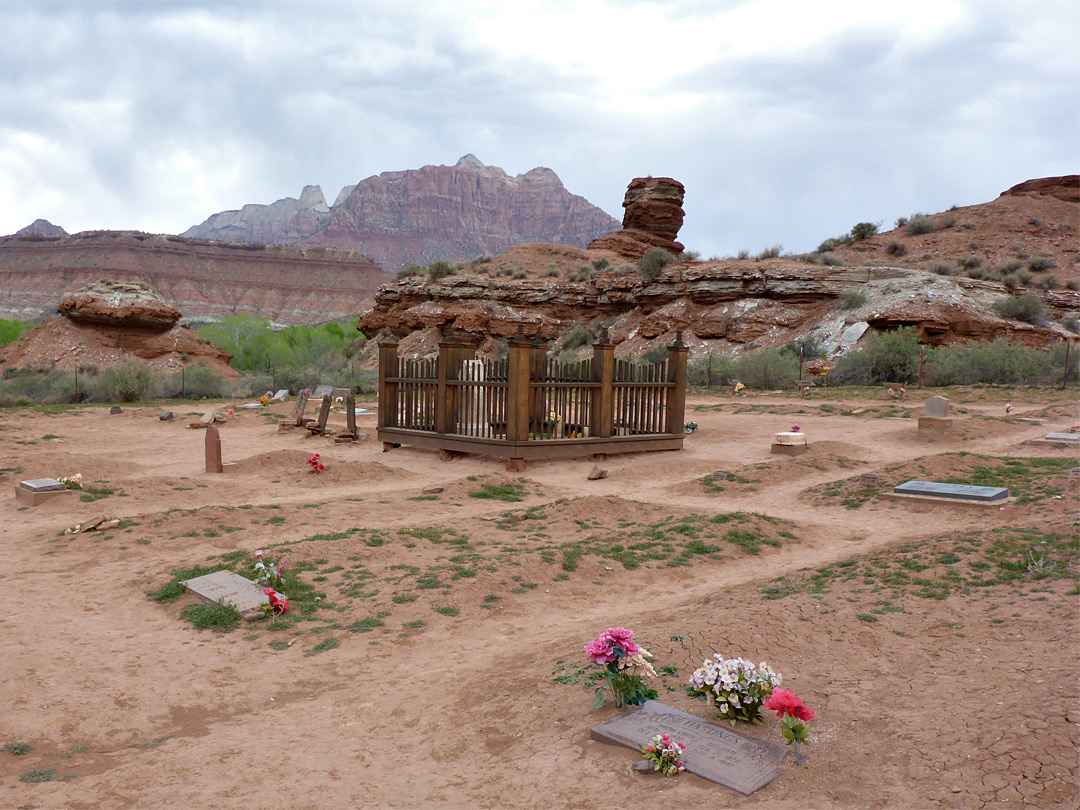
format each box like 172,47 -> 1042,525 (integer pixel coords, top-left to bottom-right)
423,485 -> 444,494
99,519 -> 121,530
587,465 -> 608,480
159,411 -> 174,422
200,409 -> 216,425
109,405 -> 122,415
634,760 -> 654,773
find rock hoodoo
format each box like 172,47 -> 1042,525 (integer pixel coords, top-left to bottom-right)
0,279 -> 236,376
589,177 -> 686,259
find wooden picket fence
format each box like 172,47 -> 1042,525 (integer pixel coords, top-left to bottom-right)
377,329 -> 688,465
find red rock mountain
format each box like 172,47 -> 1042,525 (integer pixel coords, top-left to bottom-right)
183,155 -> 620,270
0,231 -> 392,325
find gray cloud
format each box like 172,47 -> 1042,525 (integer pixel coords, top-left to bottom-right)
0,0 -> 1075,261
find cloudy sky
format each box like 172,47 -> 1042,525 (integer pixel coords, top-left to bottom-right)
1,0 -> 1076,258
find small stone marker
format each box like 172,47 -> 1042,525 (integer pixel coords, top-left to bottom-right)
591,701 -> 788,795
860,473 -> 880,487
422,485 -> 444,494
200,409 -> 216,425
181,570 -> 269,614
587,465 -> 608,480
205,424 -> 223,473
109,405 -> 122,414
313,385 -> 334,398
159,411 -> 174,422
274,389 -> 289,401
893,480 -> 1008,502
918,396 -> 953,436
15,478 -> 71,506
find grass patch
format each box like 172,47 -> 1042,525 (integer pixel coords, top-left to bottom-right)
20,768 -> 57,783
180,601 -> 241,632
469,482 -> 526,502
3,742 -> 33,755
433,606 -> 459,616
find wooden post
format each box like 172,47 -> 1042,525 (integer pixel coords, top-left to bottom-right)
665,331 -> 689,435
799,346 -> 804,384
436,338 -> 449,434
1064,339 -> 1072,391
437,337 -> 474,434
378,340 -> 399,429
590,328 -> 614,438
505,326 -> 532,443
181,365 -> 186,398
74,368 -> 79,403
707,355 -> 712,389
918,345 -> 925,389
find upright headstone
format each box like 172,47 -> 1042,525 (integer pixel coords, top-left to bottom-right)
313,385 -> 334,399
918,395 -> 953,436
274,389 -> 289,401
205,424 -> 223,473
292,390 -> 311,426
110,406 -> 123,415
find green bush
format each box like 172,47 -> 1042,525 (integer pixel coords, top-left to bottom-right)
931,261 -> 955,276
906,215 -> 935,236
637,247 -> 676,281
782,334 -> 826,361
886,240 -> 907,257
924,338 -> 1061,385
732,350 -> 799,389
93,360 -> 155,402
959,255 -> 982,270
850,222 -> 879,240
993,294 -> 1050,326
426,261 -> 456,280
839,290 -> 868,310
559,320 -> 599,352
687,354 -> 734,386
167,365 -> 227,398
567,265 -> 594,282
829,327 -> 922,384
1028,255 -> 1055,272
755,245 -> 782,260
820,252 -> 844,267
0,367 -> 79,406
0,317 -> 33,348
396,265 -> 423,280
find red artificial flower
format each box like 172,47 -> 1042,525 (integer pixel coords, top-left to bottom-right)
763,688 -> 815,721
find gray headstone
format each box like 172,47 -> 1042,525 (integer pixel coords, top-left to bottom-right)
591,701 -> 788,795
274,389 -> 289,401
313,385 -> 334,398
894,480 -> 1008,502
1044,432 -> 1079,443
19,478 -> 68,492
924,396 -> 949,418
181,570 -> 269,614
159,411 -> 174,422
109,405 -> 122,415
205,424 -> 223,474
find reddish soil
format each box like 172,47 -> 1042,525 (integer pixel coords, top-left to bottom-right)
1,387 -> 1077,809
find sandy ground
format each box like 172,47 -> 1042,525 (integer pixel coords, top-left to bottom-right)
1,387 -> 1077,810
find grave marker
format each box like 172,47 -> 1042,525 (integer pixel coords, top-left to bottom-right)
313,385 -> 334,398
771,431 -> 807,456
274,389 -> 289,401
893,480 -> 1008,502
15,478 -> 72,506
181,570 -> 269,614
205,424 -> 223,473
918,396 -> 953,436
591,701 -> 788,794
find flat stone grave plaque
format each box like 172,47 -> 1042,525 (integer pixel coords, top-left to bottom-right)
182,570 -> 269,614
19,478 -> 68,492
894,480 -> 1008,502
591,701 -> 788,795
313,385 -> 334,398
1044,432 -> 1079,443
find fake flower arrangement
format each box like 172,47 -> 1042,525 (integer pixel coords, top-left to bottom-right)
790,425 -> 801,433
307,453 -> 325,473
640,734 -> 686,776
586,627 -> 658,709
260,587 -> 289,617
688,654 -> 781,725
763,688 -> 814,765
253,550 -> 285,589
260,394 -> 271,406
683,421 -> 698,434
733,382 -> 745,394
227,408 -> 235,416
57,473 -> 83,490
1004,403 -> 1013,416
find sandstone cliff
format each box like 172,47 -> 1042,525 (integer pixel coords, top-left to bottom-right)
0,279 -> 236,375
183,155 -> 620,270
0,230 -> 393,325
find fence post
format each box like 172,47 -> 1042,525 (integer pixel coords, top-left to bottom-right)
378,339 -> 399,429
75,368 -> 79,403
590,328 -> 614,438
181,365 -> 185,398
1065,339 -> 1073,391
437,336 -> 474,434
505,326 -> 532,442
665,331 -> 688,435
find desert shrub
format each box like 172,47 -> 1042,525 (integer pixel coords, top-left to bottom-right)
905,215 -> 935,236
686,354 -> 734,387
885,240 -> 907,257
1028,218 -> 1043,229
1066,280 -> 1079,291
839,290 -> 868,310
470,255 -> 492,266
1036,275 -> 1059,291
930,261 -> 956,276
637,247 -> 676,281
544,267 -> 559,277
732,350 -> 799,389
735,249 -> 750,260
680,250 -> 701,261
755,245 -> 782,260
940,216 -> 956,229
993,294 -> 1050,326
1063,317 -> 1080,334
1002,274 -> 1020,289
850,222 -> 879,240
642,345 -> 669,365
510,267 -> 528,279
396,265 -> 422,280
894,216 -> 909,228
0,367 -> 79,405
566,265 -> 594,282
92,360 -> 156,402
959,255 -> 982,270
965,268 -> 986,280
231,374 -> 274,398
781,334 -> 826,361
817,238 -> 843,253
996,259 -> 1024,275
924,339 -> 1061,385
614,263 -> 636,277
0,318 -> 33,348
1028,255 -> 1055,272
1015,269 -> 1032,285
559,320 -> 599,352
426,261 -> 456,280
165,365 -> 227,399
591,258 -> 610,272
829,326 -> 921,384
821,252 -> 844,267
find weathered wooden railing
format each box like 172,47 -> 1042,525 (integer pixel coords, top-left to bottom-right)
378,328 -> 687,466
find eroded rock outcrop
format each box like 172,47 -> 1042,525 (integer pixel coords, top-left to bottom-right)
15,219 -> 67,236
588,177 -> 686,259
0,279 -> 236,375
184,155 -> 620,270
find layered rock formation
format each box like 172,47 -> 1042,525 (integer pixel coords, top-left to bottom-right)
588,177 -> 686,259
183,155 -> 620,270
0,279 -> 236,375
0,230 -> 393,325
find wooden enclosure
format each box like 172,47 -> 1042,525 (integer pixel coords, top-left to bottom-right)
377,328 -> 688,464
